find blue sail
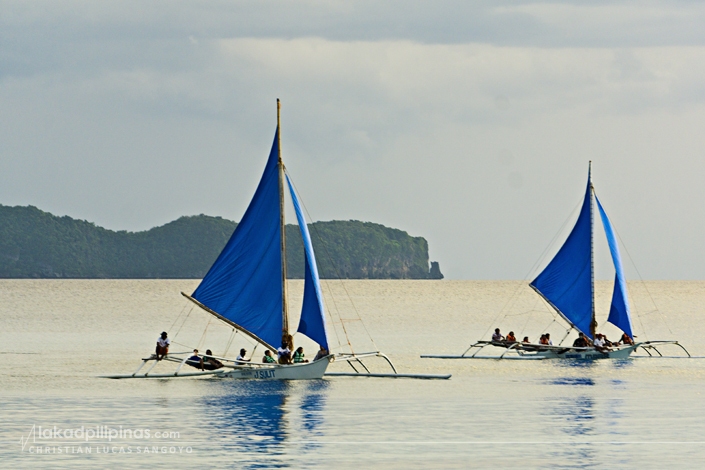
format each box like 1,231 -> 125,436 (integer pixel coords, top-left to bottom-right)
595,195 -> 634,339
286,175 -> 329,350
191,131 -> 283,349
530,176 -> 594,337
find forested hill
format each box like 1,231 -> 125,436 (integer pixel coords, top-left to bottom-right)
0,205 -> 443,280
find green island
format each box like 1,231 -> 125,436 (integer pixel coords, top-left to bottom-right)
0,205 -> 443,280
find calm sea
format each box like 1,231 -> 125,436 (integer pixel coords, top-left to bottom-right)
0,279 -> 703,469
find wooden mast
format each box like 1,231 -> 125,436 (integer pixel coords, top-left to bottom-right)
589,161 -> 597,338
277,99 -> 290,340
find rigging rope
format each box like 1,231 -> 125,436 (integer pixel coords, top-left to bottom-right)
173,305 -> 196,341
592,189 -> 669,339
168,302 -> 190,336
285,169 -> 381,354
223,329 -> 238,357
196,318 -> 212,350
479,196 -> 584,342
284,170 -> 348,352
319,279 -> 346,352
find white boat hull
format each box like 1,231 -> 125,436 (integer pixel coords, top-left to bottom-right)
218,357 -> 331,380
422,344 -> 643,360
530,344 -> 638,359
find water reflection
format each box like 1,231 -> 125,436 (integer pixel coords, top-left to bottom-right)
549,377 -> 595,386
199,380 -> 330,465
554,360 -> 599,371
542,362 -> 598,466
541,360 -> 633,468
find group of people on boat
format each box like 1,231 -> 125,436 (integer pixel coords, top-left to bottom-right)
490,328 -> 634,351
261,335 -> 329,364
186,349 -> 224,371
153,331 -> 329,369
155,332 -> 226,371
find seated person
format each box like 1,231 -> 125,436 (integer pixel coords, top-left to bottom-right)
186,349 -> 204,370
522,336 -> 530,343
593,334 -> 610,353
491,328 -> 504,342
572,332 -> 589,348
202,349 -> 224,370
314,345 -> 329,361
236,348 -> 250,363
293,347 -> 309,363
506,331 -> 517,342
263,350 -> 276,363
539,334 -> 549,345
544,333 -> 553,345
277,342 -> 292,364
619,332 -> 635,345
155,331 -> 170,360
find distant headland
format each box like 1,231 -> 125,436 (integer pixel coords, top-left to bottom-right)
0,205 -> 443,280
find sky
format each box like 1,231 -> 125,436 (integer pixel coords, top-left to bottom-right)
2,0 -> 705,279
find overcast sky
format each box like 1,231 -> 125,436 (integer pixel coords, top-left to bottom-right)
2,0 -> 705,279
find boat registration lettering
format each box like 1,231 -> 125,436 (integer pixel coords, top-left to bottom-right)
564,353 -> 609,360
255,370 -> 276,379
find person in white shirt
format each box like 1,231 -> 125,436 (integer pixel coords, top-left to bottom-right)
156,332 -> 170,360
236,348 -> 250,364
491,328 -> 504,342
593,333 -> 610,353
277,342 -> 292,364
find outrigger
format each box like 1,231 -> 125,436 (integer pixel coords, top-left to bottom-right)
424,340 -> 690,361
102,100 -> 449,380
423,163 -> 690,361
101,350 -> 417,379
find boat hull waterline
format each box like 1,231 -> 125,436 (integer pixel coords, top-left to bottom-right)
421,341 -> 693,360
218,357 -> 330,380
101,356 -> 332,380
423,344 -> 640,360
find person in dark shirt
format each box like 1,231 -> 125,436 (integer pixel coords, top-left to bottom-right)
314,346 -> 329,361
572,332 -> 589,348
203,349 -> 223,370
619,333 -> 635,345
186,349 -> 204,370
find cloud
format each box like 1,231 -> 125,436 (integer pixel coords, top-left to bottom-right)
3,2 -> 705,278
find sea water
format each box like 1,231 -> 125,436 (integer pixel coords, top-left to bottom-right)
0,280 -> 703,469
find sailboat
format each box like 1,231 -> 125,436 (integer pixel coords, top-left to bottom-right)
423,163 -> 689,360
103,100 -> 450,380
